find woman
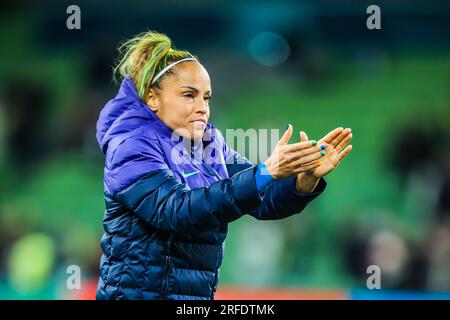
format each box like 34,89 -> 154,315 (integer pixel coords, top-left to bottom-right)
95,31 -> 352,300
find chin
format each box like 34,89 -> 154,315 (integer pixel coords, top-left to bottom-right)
174,128 -> 204,141
189,122 -> 206,141
192,130 -> 205,141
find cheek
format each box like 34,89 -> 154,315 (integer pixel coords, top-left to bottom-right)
180,101 -> 195,117
171,101 -> 193,125
163,98 -> 189,117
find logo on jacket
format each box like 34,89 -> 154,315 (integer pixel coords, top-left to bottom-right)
181,170 -> 200,179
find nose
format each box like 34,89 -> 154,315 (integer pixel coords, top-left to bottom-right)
195,99 -> 208,115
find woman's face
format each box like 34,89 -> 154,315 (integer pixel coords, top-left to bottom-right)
147,61 -> 212,141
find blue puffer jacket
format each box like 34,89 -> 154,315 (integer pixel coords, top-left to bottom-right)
95,76 -> 326,300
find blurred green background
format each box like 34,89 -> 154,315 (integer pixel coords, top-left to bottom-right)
0,0 -> 449,299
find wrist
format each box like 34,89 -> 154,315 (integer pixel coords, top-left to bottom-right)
263,158 -> 278,179
296,172 -> 321,193
255,162 -> 275,193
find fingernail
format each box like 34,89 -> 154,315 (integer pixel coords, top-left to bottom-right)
349,128 -> 352,132
320,151 -> 326,156
320,145 -> 327,150
312,140 -> 317,146
286,124 -> 291,130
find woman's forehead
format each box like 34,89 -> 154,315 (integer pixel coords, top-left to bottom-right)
169,62 -> 211,90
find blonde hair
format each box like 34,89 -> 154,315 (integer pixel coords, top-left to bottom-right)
113,31 -> 197,100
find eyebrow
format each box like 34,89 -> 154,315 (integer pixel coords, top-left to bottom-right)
179,86 -> 212,94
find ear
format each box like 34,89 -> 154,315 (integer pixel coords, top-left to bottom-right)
146,89 -> 159,112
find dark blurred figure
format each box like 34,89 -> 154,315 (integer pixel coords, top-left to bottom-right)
426,218 -> 450,291
385,112 -> 450,290
338,214 -> 429,291
389,121 -> 439,185
2,79 -> 51,173
57,35 -> 116,161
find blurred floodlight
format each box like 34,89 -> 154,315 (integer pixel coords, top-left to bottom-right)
248,32 -> 291,67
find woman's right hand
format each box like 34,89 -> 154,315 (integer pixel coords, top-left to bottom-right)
264,124 -> 326,179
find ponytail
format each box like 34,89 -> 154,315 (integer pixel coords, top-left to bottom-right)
113,31 -> 196,100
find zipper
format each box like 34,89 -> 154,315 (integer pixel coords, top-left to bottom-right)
211,242 -> 224,299
161,234 -> 173,299
211,271 -> 218,300
190,140 -> 222,182
203,162 -> 222,181
161,255 -> 171,299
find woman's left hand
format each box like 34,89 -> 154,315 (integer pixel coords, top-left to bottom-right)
295,127 -> 352,193
300,127 -> 353,178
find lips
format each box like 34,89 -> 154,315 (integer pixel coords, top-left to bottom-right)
191,119 -> 206,124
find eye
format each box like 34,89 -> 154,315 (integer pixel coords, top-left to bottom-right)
204,96 -> 212,102
183,92 -> 194,99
